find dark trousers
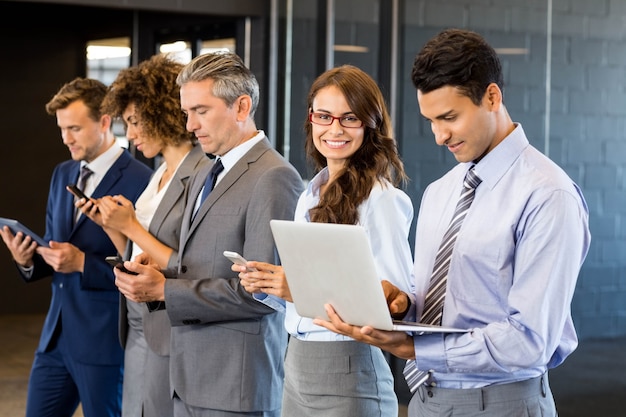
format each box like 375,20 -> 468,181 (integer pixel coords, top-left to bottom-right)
26,325 -> 123,417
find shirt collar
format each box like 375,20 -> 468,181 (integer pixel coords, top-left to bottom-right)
472,123 -> 529,190
82,141 -> 124,179
218,130 -> 265,175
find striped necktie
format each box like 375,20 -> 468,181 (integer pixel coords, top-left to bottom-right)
403,166 -> 482,393
74,165 -> 93,223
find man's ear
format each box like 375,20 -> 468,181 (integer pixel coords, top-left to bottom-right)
236,95 -> 252,121
100,113 -> 113,132
484,83 -> 503,110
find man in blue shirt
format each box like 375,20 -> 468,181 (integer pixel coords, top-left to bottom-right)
314,28 -> 591,417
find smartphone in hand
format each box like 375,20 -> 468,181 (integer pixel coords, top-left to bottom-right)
66,184 -> 90,200
105,255 -> 138,275
223,251 -> 257,272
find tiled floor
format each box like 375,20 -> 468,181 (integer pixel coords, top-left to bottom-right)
1,314 -> 624,417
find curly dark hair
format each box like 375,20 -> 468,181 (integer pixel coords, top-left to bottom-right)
304,65 -> 408,225
411,28 -> 504,105
101,54 -> 194,147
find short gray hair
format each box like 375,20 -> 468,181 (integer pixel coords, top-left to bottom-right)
177,52 -> 259,118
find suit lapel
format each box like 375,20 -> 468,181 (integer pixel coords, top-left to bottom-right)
189,141 -> 269,230
92,156 -> 126,199
180,139 -> 271,253
65,163 -> 82,234
70,152 -> 130,235
152,145 -> 206,237
179,163 -> 210,256
150,178 -> 184,236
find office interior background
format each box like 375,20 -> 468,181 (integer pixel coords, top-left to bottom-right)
0,0 -> 624,403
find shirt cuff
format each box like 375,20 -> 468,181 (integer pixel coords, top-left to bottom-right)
252,293 -> 286,312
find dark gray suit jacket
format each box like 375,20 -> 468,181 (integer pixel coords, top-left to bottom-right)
164,137 -> 303,412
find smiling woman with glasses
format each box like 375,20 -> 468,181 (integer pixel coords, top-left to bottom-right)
236,64 -> 414,417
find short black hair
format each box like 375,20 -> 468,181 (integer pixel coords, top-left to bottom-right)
411,28 -> 504,105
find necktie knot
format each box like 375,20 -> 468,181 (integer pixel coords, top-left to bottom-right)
209,159 -> 224,186
76,166 -> 94,198
200,159 -> 224,203
192,159 -> 224,222
78,166 -> 94,189
207,159 -> 224,190
464,167 -> 482,190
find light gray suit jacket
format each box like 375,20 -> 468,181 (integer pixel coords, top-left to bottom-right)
163,137 -> 303,412
119,144 -> 210,354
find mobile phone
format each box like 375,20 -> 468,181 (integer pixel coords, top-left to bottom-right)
223,251 -> 257,272
105,255 -> 138,275
66,184 -> 90,200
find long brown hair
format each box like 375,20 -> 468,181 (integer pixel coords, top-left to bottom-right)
304,65 -> 408,224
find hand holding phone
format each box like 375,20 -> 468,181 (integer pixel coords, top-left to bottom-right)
66,184 -> 90,200
223,251 -> 257,272
105,255 -> 138,275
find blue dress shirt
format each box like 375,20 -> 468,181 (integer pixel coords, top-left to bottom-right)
411,124 -> 591,388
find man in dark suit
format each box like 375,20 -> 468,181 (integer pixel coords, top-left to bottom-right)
0,77 -> 152,417
113,52 -> 303,417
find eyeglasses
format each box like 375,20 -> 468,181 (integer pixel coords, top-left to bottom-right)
309,112 -> 364,128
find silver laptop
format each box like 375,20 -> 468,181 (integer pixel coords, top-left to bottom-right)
269,220 -> 467,334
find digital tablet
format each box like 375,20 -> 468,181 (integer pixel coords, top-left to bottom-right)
269,220 -> 468,334
0,217 -> 48,247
